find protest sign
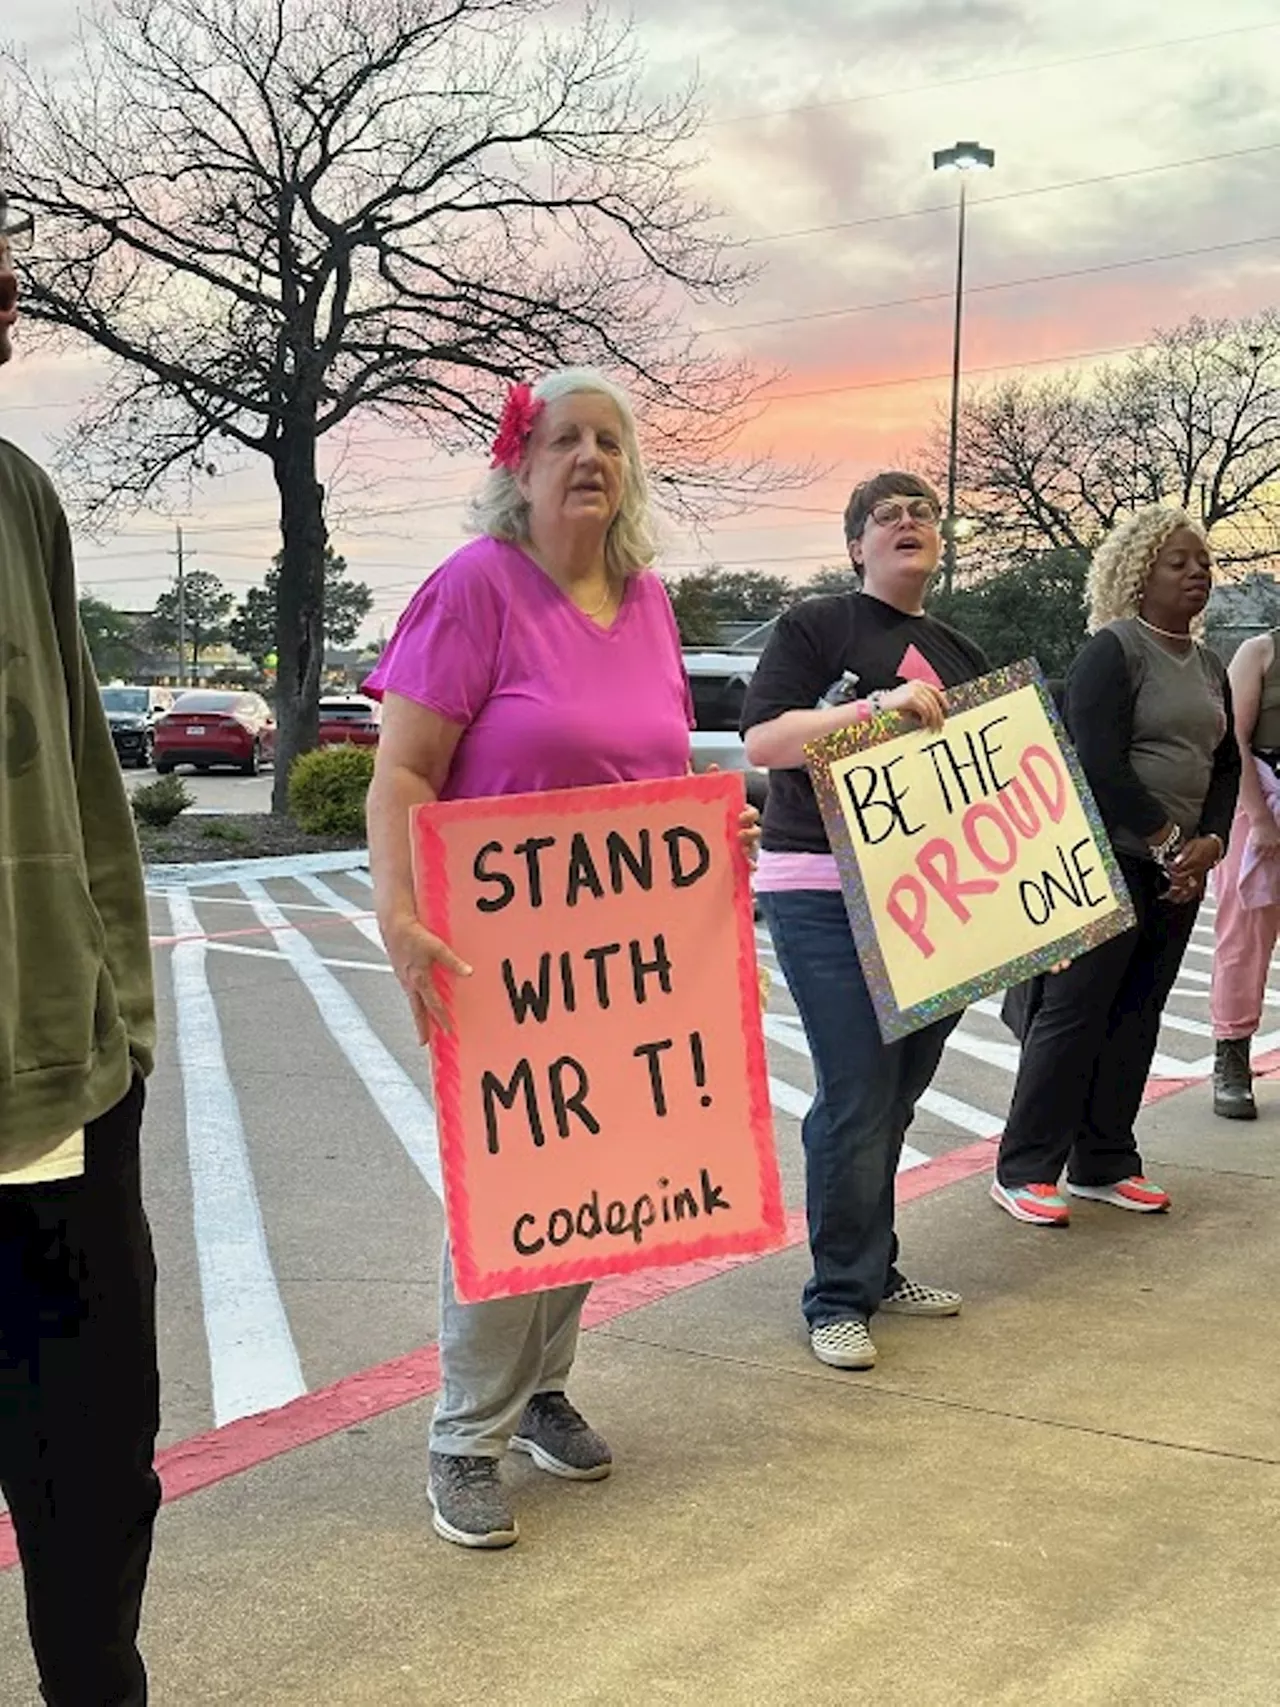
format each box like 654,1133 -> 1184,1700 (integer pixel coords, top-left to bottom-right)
805,659 -> 1135,1042
413,772 -> 783,1303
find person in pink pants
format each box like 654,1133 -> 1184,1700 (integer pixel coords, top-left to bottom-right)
1211,628 -> 1280,1118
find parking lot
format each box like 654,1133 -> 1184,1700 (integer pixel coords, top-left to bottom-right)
126,765 -> 275,814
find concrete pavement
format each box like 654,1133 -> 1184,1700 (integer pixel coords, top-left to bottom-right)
5,1067 -> 1275,1705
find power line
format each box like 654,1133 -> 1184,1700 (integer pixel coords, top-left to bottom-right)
705,21 -> 1280,129
742,142 -> 1280,247
762,339 -> 1144,405
707,231 -> 1280,336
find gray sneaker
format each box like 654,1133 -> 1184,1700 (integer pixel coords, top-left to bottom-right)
511,1392 -> 613,1480
428,1452 -> 518,1548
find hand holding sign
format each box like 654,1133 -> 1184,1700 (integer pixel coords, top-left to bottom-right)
878,679 -> 947,731
383,914 -> 473,1042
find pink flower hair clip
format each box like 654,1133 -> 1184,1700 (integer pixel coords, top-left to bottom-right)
489,381 -> 544,471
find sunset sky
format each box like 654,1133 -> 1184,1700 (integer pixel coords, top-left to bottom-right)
3,0 -> 1279,636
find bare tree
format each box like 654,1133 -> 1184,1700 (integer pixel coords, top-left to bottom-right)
5,0 -> 779,806
932,313 -> 1280,574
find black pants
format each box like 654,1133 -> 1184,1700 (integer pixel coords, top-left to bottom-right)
997,856 -> 1199,1189
0,1077 -> 160,1707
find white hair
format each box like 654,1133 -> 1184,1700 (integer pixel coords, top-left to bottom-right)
466,367 -> 657,579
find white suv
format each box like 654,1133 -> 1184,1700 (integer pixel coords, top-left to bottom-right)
683,651 -> 768,809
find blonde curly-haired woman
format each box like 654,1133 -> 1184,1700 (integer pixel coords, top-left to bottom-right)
992,506 -> 1240,1226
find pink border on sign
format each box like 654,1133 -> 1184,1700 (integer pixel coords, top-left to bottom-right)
414,773 -> 784,1303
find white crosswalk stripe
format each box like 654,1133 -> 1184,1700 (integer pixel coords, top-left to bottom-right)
165,886 -> 306,1427
238,878 -> 444,1200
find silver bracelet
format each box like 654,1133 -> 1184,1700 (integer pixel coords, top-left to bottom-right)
1151,824 -> 1184,867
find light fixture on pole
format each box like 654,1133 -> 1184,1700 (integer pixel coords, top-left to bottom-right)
932,140 -> 995,596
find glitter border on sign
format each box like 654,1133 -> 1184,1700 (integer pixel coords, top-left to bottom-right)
803,658 -> 1137,1043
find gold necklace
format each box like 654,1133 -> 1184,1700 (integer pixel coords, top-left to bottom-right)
578,577 -> 615,619
1136,615 -> 1193,642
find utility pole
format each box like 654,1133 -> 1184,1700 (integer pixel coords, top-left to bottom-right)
932,141 -> 995,597
170,525 -> 192,686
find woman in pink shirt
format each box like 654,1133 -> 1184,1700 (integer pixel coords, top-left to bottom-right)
364,367 -> 755,1550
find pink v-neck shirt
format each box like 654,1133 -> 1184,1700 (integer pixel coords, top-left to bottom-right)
363,538 -> 694,801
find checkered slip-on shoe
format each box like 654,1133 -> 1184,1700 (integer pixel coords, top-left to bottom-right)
879,1278 -> 962,1316
810,1319 -> 878,1369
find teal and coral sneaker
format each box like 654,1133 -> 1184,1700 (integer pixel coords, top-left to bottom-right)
1066,1176 -> 1171,1213
990,1179 -> 1070,1226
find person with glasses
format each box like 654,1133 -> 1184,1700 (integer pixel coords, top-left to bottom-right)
0,195 -> 161,1706
740,472 -> 989,1371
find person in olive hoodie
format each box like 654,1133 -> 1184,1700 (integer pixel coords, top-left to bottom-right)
0,192 -> 161,1707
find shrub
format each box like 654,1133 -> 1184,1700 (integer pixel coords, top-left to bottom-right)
200,820 -> 252,846
131,773 -> 194,828
288,744 -> 375,836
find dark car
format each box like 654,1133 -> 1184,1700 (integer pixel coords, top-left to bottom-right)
317,694 -> 381,747
99,683 -> 175,769
155,690 -> 277,775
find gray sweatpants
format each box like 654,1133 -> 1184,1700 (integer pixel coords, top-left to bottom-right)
430,1242 -> 591,1457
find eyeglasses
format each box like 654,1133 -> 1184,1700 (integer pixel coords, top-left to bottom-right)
0,200 -> 35,252
870,498 -> 940,528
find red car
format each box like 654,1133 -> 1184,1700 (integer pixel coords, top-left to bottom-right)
317,695 -> 381,748
155,690 -> 277,775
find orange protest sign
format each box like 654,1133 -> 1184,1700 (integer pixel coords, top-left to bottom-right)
412,773 -> 783,1303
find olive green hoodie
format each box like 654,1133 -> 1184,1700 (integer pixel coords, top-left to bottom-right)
0,436 -> 155,1162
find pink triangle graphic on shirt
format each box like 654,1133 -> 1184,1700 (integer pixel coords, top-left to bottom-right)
896,644 -> 944,688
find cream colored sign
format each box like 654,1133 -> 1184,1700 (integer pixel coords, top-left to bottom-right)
825,683 -> 1124,1012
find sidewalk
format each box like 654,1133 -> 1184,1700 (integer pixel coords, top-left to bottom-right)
3,1075 -> 1278,1706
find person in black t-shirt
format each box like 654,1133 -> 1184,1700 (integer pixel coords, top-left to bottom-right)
741,470 -> 988,1373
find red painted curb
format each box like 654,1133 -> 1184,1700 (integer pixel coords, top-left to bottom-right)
0,1075 -> 1213,1574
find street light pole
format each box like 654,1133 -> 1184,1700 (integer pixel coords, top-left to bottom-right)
933,140 -> 995,597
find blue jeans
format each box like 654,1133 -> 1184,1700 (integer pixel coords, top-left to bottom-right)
760,889 -> 960,1328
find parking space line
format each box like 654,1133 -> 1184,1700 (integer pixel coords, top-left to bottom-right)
147,892 -> 339,913
916,1087 -> 1005,1140
205,940 -> 393,974
166,888 -> 306,1427
292,872 -> 385,949
763,1019 -> 930,1169
238,880 -> 444,1200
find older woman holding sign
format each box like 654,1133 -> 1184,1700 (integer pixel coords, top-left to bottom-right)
992,507 -> 1239,1225
741,472 -> 989,1373
364,368 -> 755,1550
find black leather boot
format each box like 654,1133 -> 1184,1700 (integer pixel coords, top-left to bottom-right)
1213,1037 -> 1257,1120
